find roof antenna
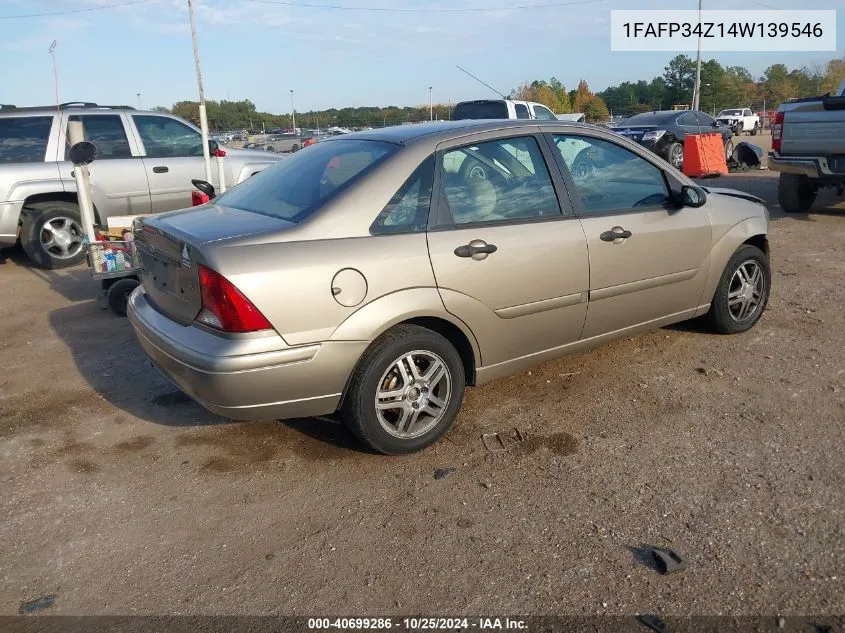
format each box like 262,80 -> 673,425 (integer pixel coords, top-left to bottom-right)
456,65 -> 507,99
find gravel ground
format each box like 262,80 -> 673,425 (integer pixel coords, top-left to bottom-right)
0,168 -> 843,618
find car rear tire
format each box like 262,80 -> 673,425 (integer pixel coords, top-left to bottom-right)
778,173 -> 817,213
291,144 -> 300,153
750,122 -> 759,136
706,244 -> 770,334
20,201 -> 87,269
266,145 -> 274,152
341,325 -> 465,455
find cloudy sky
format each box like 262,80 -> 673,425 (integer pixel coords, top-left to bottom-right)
2,0 -> 842,113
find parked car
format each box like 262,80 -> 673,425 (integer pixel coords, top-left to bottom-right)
612,110 -> 734,170
128,120 -> 770,455
0,102 -> 283,268
768,81 -> 845,213
716,108 -> 760,136
264,133 -> 302,153
451,99 -> 560,121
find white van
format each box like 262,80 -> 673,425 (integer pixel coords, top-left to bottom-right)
451,99 -> 559,121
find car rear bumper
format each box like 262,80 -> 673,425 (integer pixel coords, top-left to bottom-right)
0,201 -> 23,246
127,287 -> 368,420
767,153 -> 845,179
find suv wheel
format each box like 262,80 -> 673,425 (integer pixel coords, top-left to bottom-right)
20,201 -> 86,269
341,325 -> 465,454
778,173 -> 817,213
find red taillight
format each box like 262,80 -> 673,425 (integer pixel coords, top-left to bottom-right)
192,191 -> 209,206
771,111 -> 784,153
196,265 -> 272,333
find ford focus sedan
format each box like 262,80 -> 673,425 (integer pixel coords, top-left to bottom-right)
128,120 -> 770,454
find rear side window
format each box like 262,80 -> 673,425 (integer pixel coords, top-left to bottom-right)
0,116 -> 52,164
451,101 -> 508,120
371,155 -> 434,234
677,113 -> 697,126
66,115 -> 131,160
514,104 -> 530,119
215,139 -> 396,223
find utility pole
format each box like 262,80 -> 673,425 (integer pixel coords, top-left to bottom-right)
290,89 -> 296,133
187,0 -> 212,182
429,86 -> 433,121
692,0 -> 702,111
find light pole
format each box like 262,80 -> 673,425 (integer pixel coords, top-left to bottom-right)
187,0 -> 212,182
429,86 -> 433,121
692,0 -> 702,111
290,89 -> 296,134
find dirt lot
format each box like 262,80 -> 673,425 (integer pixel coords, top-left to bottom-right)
1,168 -> 843,618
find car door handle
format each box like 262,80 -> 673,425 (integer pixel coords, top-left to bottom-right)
152,166 -> 169,173
454,242 -> 497,258
600,228 -> 632,242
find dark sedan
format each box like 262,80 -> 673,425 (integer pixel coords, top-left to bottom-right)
612,110 -> 734,170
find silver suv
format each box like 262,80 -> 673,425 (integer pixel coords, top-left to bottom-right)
0,102 -> 283,268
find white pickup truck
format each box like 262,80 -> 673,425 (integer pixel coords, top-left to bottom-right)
716,108 -> 760,136
768,81 -> 845,213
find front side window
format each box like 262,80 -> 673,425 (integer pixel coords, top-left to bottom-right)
533,105 -> 557,120
215,139 -> 395,223
370,155 -> 434,234
514,104 -> 530,119
552,134 -> 669,214
133,115 -> 202,158
0,116 -> 52,164
440,136 -> 560,226
66,115 -> 131,160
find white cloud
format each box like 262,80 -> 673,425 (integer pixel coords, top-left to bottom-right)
3,17 -> 89,52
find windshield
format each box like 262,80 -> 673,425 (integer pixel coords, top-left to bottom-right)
719,110 -> 743,116
213,139 -> 396,223
452,101 -> 508,120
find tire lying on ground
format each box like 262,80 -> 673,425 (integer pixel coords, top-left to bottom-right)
778,173 -> 817,214
20,200 -> 87,269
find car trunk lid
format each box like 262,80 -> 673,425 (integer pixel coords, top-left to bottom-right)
134,205 -> 293,325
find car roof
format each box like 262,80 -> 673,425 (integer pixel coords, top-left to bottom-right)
0,104 -> 171,118
322,119 -> 594,146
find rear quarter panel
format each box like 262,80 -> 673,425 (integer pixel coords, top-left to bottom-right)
202,232 -> 449,347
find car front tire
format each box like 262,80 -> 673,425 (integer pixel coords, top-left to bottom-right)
341,325 -> 465,455
707,244 -> 770,334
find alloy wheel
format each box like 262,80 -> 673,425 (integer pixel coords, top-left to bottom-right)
40,216 -> 84,261
374,350 -> 451,439
727,260 -> 765,323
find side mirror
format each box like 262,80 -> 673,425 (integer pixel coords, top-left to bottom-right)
681,185 -> 706,208
208,139 -> 219,154
191,179 -> 216,200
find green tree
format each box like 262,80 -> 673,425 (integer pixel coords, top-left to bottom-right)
663,54 -> 695,106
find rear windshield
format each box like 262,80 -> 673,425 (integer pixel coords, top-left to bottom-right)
452,101 -> 508,120
214,139 -> 396,223
0,116 -> 52,163
619,112 -> 675,126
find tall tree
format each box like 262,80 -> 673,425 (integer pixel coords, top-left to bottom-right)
663,54 -> 695,106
